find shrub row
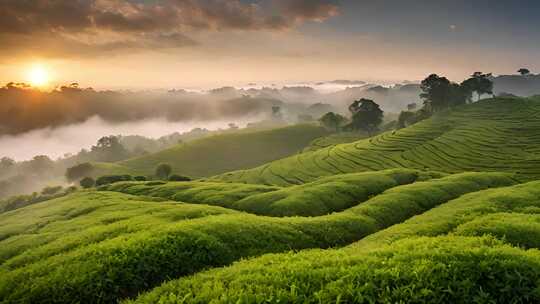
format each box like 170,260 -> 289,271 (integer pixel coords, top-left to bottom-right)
102,169 -> 444,216
130,180 -> 540,304
0,172 -> 517,303
129,236 -> 540,304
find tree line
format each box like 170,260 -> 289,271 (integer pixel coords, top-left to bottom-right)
319,71 -> 499,133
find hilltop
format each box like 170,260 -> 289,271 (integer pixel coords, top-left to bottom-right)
90,124 -> 329,178
215,97 -> 540,185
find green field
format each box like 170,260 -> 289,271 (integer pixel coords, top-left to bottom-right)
131,181 -> 540,303
92,124 -> 329,178
3,97 -> 540,303
215,97 -> 540,185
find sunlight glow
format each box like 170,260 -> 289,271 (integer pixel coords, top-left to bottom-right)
27,65 -> 50,87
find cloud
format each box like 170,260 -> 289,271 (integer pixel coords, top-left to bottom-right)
0,0 -> 340,58
276,0 -> 340,23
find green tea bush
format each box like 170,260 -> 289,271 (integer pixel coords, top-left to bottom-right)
130,236 -> 540,304
102,181 -> 279,209
0,172 -> 516,303
216,98 -> 540,185
168,174 -> 192,182
231,169 -> 439,216
79,177 -> 95,189
102,169 -> 445,216
95,174 -> 133,186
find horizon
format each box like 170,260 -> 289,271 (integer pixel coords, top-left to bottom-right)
2,1 -> 539,89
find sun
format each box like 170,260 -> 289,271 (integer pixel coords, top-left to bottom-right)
27,65 -> 50,87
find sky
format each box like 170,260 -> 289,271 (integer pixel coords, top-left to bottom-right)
1,0 -> 539,89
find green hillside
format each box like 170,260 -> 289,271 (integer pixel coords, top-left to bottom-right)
4,98 -> 540,303
129,180 -> 540,304
101,169 -> 445,216
92,124 -> 329,178
215,97 -> 540,185
0,172 -> 518,303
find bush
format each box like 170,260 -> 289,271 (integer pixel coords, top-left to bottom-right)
168,175 -> 191,182
79,177 -> 95,189
41,186 -> 63,195
132,236 -> 540,304
95,175 -> 133,186
65,163 -> 94,182
155,163 -> 172,180
134,176 -> 147,181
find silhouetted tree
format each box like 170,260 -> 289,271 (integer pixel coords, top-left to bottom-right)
319,112 -> 347,132
518,68 -> 531,76
66,163 -> 94,183
421,74 -> 468,110
155,163 -> 172,180
28,155 -> 55,176
461,72 -> 493,102
0,157 -> 15,171
91,136 -> 130,162
347,99 -> 384,135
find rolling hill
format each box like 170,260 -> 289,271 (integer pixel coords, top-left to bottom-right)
3,97 -> 540,303
215,97 -> 540,185
91,124 -> 329,178
0,171 -> 518,303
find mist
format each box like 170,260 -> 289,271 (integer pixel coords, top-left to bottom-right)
0,116 -> 265,161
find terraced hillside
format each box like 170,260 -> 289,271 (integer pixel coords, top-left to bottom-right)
101,169 -> 445,216
4,98 -> 540,304
92,124 -> 329,178
129,180 -> 540,304
0,171 -> 518,303
215,97 -> 540,185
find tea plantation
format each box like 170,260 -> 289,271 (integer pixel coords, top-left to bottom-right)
215,97 -> 540,185
2,97 -> 540,303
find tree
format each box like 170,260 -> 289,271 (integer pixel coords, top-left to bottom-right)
518,68 -> 530,76
421,74 -> 468,110
80,177 -> 95,189
319,112 -> 347,132
155,163 -> 172,180
66,163 -> 94,183
271,106 -> 283,120
397,111 -> 417,129
91,136 -> 130,162
41,185 -> 63,195
461,72 -> 493,102
0,157 -> 15,169
346,99 -> 384,135
27,155 -> 55,176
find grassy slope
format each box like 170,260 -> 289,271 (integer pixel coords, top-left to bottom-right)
100,169 -> 445,216
302,131 -> 370,152
0,172 -> 517,303
131,180 -> 540,304
215,97 -> 540,185
93,124 -> 329,178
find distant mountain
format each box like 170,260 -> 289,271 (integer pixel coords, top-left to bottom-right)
493,74 -> 540,96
